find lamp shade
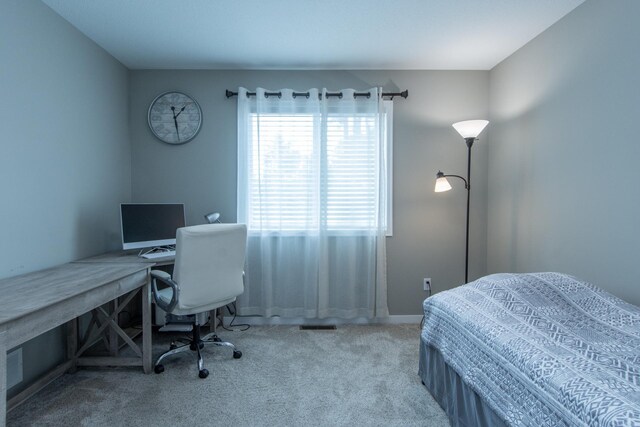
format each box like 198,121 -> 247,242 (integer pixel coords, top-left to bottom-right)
434,173 -> 452,192
204,212 -> 221,223
452,120 -> 489,139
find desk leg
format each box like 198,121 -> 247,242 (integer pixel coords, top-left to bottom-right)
1,331 -> 7,427
66,318 -> 78,374
109,299 -> 119,357
141,279 -> 152,374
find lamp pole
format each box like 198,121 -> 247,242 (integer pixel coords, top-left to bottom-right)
435,120 -> 488,285
435,167 -> 470,283
463,138 -> 474,284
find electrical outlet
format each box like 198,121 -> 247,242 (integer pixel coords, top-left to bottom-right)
423,278 -> 431,292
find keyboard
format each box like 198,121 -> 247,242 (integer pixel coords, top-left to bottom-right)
141,250 -> 176,260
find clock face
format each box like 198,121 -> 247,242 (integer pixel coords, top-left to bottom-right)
148,92 -> 202,144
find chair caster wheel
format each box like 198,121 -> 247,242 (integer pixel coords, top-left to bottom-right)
233,350 -> 242,359
154,365 -> 165,374
199,369 -> 209,379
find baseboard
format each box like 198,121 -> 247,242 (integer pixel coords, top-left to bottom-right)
221,314 -> 422,326
8,360 -> 73,411
383,315 -> 424,324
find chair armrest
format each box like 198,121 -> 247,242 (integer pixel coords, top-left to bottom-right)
150,270 -> 179,313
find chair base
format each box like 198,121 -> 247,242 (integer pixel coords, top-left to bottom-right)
154,322 -> 242,378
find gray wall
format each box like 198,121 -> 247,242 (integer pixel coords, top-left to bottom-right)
1,0 -> 130,396
130,70 -> 490,315
487,0 -> 640,304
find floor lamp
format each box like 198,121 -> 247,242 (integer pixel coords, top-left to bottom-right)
435,120 -> 489,283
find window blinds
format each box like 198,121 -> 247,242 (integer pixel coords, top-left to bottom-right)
240,89 -> 390,233
248,113 -> 318,231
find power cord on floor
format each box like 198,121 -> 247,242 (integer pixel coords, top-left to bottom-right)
220,301 -> 250,332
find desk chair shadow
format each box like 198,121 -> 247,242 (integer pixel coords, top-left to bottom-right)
151,224 -> 247,378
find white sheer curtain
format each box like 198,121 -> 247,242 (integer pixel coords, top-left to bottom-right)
237,87 -> 388,319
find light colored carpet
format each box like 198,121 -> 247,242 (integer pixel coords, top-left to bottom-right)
8,324 -> 448,426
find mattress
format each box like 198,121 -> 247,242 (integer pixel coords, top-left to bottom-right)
420,272 -> 640,426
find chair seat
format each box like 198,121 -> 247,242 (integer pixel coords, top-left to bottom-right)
157,287 -> 236,316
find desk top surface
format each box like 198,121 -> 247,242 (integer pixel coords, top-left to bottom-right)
0,263 -> 150,325
75,251 -> 175,265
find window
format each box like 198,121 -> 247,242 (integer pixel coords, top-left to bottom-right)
242,97 -> 392,234
325,102 -> 393,234
236,88 -> 391,318
248,113 -> 317,231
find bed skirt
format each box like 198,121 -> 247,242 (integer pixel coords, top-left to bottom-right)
418,338 -> 507,427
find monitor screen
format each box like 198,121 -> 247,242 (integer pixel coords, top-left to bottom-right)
120,203 -> 186,250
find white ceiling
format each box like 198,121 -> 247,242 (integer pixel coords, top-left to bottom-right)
41,0 -> 584,70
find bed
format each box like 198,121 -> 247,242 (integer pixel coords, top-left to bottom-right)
419,272 -> 640,426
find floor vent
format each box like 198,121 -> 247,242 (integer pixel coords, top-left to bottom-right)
299,325 -> 337,330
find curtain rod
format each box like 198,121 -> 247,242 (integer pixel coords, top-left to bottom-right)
225,89 -> 408,100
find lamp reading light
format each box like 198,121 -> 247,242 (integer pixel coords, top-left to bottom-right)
434,171 -> 452,192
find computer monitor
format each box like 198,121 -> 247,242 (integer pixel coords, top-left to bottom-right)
120,203 -> 186,250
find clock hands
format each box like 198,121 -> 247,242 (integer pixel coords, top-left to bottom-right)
150,93 -> 200,144
170,104 -> 189,142
173,118 -> 180,141
171,104 -> 187,117
170,106 -> 181,142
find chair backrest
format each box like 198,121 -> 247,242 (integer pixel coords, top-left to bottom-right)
173,224 -> 247,311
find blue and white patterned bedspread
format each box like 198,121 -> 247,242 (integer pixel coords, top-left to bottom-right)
421,272 -> 640,426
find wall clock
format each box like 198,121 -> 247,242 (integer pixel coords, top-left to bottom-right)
148,91 -> 202,144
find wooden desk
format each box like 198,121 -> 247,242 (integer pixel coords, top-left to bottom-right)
77,251 -> 219,335
75,250 -> 175,267
0,262 -> 153,427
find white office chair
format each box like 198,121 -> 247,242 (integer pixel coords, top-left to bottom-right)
151,223 -> 247,378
